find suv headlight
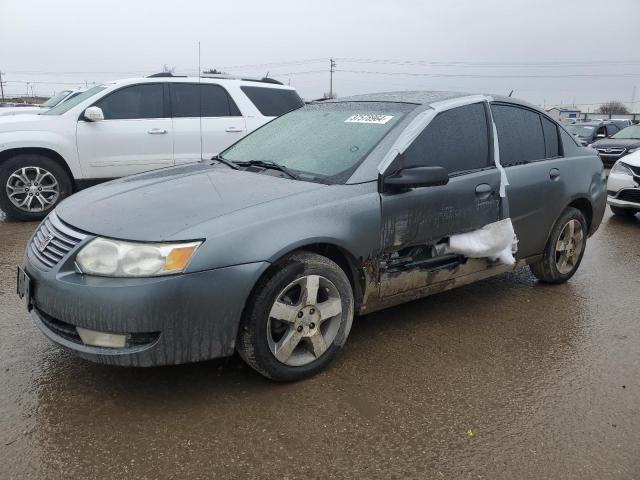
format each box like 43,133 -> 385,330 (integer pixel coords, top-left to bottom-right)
610,161 -> 634,177
76,238 -> 202,277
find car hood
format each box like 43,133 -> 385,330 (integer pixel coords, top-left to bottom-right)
0,107 -> 45,116
0,112 -> 56,131
56,163 -> 326,241
590,138 -> 640,149
617,150 -> 640,167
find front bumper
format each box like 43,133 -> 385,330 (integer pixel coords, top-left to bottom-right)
24,249 -> 269,367
607,193 -> 640,209
607,171 -> 640,210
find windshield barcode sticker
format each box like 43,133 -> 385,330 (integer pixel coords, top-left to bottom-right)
344,114 -> 394,124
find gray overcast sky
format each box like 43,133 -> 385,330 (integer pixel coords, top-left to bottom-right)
2,0 -> 640,111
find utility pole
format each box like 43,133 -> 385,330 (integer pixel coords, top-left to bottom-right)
631,85 -> 637,113
0,71 -> 5,101
329,58 -> 336,99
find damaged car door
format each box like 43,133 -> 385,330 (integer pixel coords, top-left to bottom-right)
376,102 -> 502,299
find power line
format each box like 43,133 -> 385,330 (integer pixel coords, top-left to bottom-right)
335,57 -> 640,68
337,69 -> 640,79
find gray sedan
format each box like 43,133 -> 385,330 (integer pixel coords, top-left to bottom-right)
18,91 -> 606,381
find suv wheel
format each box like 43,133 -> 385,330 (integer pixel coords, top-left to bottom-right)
237,251 -> 354,381
530,207 -> 587,284
610,206 -> 638,217
0,154 -> 72,221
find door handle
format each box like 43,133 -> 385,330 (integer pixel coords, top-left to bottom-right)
225,127 -> 243,133
475,183 -> 493,197
549,168 -> 560,180
148,128 -> 167,134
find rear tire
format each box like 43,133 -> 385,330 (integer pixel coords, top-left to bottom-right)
530,207 -> 587,284
237,251 -> 354,381
610,206 -> 637,217
0,154 -> 72,221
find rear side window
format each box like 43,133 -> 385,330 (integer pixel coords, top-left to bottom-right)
402,103 -> 490,174
541,116 -> 560,158
201,84 -> 241,117
240,86 -> 304,117
171,84 -> 241,117
491,104 -> 545,166
95,84 -> 164,120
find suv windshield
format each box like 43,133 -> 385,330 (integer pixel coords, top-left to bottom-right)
222,102 -> 411,183
612,125 -> 640,139
44,85 -> 107,115
41,90 -> 73,108
566,125 -> 595,137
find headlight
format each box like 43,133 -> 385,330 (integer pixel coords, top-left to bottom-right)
627,147 -> 639,154
610,161 -> 634,177
76,238 -> 202,277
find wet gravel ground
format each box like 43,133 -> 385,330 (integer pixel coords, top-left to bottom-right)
0,208 -> 639,479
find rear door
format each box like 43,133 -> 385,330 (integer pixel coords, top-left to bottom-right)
378,102 -> 501,297
170,83 -> 246,164
77,83 -> 173,178
491,103 -> 565,258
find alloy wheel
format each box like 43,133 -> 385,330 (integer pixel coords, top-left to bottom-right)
6,166 -> 60,212
267,274 -> 343,367
554,219 -> 584,275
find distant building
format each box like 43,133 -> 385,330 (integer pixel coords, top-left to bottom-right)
546,107 -> 581,122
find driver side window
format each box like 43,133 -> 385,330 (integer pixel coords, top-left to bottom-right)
94,84 -> 165,120
400,103 -> 491,174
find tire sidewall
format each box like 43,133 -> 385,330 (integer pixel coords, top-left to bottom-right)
0,154 -> 72,221
240,252 -> 354,381
542,208 -> 588,282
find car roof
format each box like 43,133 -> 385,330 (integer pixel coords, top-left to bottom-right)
106,76 -> 297,90
324,90 -> 543,112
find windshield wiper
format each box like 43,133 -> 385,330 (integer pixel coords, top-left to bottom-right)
235,160 -> 299,180
210,154 -> 239,170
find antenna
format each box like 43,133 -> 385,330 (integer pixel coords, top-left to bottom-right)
198,41 -> 203,161
508,89 -> 514,97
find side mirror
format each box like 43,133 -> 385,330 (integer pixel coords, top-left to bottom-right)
83,106 -> 104,122
383,166 -> 449,191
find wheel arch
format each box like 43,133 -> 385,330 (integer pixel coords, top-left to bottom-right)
251,241 -> 366,314
567,196 -> 593,233
0,147 -> 76,190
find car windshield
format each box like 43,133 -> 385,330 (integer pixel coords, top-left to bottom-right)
40,90 -> 73,108
222,102 -> 411,183
612,125 -> 640,139
44,85 -> 107,115
566,125 -> 595,137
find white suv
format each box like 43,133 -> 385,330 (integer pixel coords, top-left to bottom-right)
0,74 -> 303,220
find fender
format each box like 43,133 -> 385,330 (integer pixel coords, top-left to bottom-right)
0,129 -> 84,179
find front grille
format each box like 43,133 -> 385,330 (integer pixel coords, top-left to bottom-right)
597,147 -> 626,156
29,212 -> 87,269
617,189 -> 640,203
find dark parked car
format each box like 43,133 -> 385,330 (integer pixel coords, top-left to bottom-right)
590,124 -> 640,168
565,121 -> 621,146
17,91 -> 606,381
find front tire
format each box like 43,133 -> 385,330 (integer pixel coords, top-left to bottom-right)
610,206 -> 638,217
237,251 -> 354,381
0,154 -> 72,221
530,207 -> 587,284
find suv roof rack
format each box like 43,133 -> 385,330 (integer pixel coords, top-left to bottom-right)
200,73 -> 283,85
147,72 -> 187,78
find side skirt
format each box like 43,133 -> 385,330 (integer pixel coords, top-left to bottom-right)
360,256 -> 533,315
